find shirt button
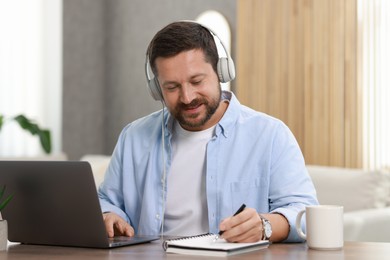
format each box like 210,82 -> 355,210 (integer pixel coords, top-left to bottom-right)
156,214 -> 160,220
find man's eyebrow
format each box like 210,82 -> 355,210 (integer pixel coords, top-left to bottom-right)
161,74 -> 206,87
161,81 -> 179,87
190,74 -> 206,80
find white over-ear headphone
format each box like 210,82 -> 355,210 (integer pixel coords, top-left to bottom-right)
145,21 -> 236,101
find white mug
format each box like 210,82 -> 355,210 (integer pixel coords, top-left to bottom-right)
296,205 -> 344,250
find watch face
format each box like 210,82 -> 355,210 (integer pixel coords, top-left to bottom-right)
259,215 -> 272,239
264,222 -> 272,238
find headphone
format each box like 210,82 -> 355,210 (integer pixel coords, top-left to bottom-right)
145,21 -> 236,101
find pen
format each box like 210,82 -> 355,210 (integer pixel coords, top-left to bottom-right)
213,204 -> 246,242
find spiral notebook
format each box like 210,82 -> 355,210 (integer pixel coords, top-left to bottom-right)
163,234 -> 269,257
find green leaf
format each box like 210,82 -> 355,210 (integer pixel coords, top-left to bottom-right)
13,115 -> 38,134
13,114 -> 52,154
0,115 -> 3,131
0,194 -> 13,211
38,130 -> 51,154
0,186 -> 13,211
0,186 -> 5,199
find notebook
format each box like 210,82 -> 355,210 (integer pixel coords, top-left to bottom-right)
163,234 -> 269,257
0,160 -> 159,248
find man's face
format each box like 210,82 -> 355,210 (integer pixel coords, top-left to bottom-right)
155,49 -> 224,131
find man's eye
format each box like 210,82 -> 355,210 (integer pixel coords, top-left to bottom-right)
192,80 -> 202,86
166,85 -> 178,91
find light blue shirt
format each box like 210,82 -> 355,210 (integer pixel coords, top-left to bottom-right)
98,91 -> 318,242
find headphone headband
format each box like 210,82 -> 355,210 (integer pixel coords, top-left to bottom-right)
145,21 -> 235,101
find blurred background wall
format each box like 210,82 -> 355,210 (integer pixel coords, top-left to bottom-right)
63,0 -> 236,160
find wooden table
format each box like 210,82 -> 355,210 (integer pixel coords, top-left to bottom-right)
1,240 -> 390,260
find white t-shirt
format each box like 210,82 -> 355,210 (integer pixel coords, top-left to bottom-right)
163,121 -> 215,236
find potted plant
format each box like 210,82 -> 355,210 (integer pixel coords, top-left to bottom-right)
0,185 -> 13,251
0,114 -> 51,154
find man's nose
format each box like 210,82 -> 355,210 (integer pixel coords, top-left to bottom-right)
179,84 -> 196,104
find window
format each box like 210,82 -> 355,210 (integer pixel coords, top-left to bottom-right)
360,0 -> 390,169
0,0 -> 62,157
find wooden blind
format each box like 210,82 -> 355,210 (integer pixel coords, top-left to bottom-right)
236,0 -> 361,167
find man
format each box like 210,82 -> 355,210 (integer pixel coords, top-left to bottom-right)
98,21 -> 318,243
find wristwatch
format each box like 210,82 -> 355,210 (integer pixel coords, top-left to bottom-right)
259,214 -> 272,240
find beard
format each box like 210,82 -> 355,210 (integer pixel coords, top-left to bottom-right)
171,89 -> 222,129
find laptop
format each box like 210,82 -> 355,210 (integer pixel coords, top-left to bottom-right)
0,161 -> 159,248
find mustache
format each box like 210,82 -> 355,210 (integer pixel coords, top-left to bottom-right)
178,98 -> 205,110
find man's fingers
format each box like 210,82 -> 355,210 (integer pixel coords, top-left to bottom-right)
219,208 -> 252,233
124,225 -> 135,237
103,213 -> 116,238
115,221 -> 134,237
220,208 -> 262,242
103,212 -> 134,237
225,223 -> 262,242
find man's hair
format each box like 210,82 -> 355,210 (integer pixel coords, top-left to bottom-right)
147,21 -> 219,77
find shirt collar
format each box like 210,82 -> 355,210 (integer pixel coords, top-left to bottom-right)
216,91 -> 240,138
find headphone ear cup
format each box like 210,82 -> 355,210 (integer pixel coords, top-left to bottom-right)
147,77 -> 163,101
217,57 -> 236,83
146,56 -> 163,101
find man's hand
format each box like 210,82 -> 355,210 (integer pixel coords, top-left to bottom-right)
102,212 -> 134,238
218,208 -> 263,243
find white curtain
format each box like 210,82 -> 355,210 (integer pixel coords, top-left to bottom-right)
0,0 -> 62,157
360,0 -> 390,170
